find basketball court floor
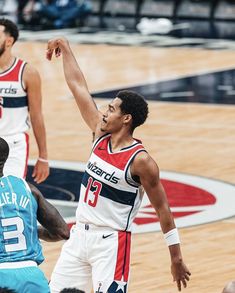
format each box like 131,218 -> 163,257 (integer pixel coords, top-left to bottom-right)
13,28 -> 235,292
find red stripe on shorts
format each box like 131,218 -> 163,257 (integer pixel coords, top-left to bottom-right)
114,231 -> 131,282
123,232 -> 131,282
23,133 -> 29,178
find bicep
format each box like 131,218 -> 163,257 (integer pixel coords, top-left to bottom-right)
134,154 -> 169,211
141,168 -> 168,210
24,65 -> 42,114
30,184 -> 60,228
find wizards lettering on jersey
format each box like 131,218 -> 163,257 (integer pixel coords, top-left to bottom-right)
0,192 -> 29,209
0,85 -> 17,94
87,161 -> 120,184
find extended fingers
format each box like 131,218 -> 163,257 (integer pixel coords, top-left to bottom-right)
46,48 -> 54,60
176,273 -> 191,291
46,39 -> 60,60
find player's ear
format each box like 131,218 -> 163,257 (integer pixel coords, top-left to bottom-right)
6,35 -> 14,47
123,114 -> 132,125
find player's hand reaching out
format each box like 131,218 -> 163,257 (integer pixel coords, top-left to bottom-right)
46,37 -> 68,60
171,259 -> 191,291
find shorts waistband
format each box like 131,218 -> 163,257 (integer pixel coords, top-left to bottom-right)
75,222 -> 115,232
0,133 -> 28,141
0,260 -> 37,269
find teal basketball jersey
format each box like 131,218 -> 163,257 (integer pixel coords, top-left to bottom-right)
0,175 -> 44,264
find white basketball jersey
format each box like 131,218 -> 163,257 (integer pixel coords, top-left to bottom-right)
0,58 -> 29,136
76,134 -> 146,231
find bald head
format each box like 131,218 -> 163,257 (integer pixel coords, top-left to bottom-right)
0,137 -> 9,174
222,281 -> 235,293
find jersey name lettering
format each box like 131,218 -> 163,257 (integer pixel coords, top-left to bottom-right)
0,192 -> 29,209
87,161 -> 120,184
0,85 -> 17,94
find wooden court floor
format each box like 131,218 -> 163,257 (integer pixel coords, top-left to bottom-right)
13,41 -> 235,293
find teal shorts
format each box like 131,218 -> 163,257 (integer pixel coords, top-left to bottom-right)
0,266 -> 50,293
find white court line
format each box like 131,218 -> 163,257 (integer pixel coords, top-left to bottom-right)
160,91 -> 194,98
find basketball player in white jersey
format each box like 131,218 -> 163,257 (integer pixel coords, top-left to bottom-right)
47,38 -> 191,293
0,18 -> 49,183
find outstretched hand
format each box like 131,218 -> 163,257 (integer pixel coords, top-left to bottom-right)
46,37 -> 68,60
171,260 -> 191,291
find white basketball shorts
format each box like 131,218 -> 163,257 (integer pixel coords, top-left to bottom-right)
49,223 -> 131,293
2,133 -> 29,178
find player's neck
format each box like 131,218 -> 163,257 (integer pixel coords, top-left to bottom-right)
0,53 -> 15,72
110,132 -> 135,152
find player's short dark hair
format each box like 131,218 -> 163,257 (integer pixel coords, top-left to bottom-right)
0,137 -> 9,164
0,287 -> 17,293
60,289 -> 85,293
117,90 -> 149,132
0,18 -> 19,43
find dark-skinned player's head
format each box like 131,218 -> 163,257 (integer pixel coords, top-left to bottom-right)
0,137 -> 9,175
116,90 -> 149,133
60,288 -> 85,293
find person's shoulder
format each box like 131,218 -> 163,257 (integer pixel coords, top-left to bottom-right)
5,175 -> 24,183
22,63 -> 41,85
132,150 -> 159,175
23,63 -> 39,75
134,150 -> 151,164
27,182 -> 43,201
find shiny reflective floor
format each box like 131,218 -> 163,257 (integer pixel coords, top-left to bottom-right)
94,68 -> 235,104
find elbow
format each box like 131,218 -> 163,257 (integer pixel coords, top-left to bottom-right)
59,225 -> 70,240
52,225 -> 70,241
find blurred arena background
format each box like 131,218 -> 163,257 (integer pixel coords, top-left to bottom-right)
1,0 -> 235,292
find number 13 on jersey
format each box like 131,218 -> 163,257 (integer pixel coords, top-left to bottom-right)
84,177 -> 102,207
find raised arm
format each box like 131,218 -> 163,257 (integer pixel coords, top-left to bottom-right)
29,183 -> 70,242
46,37 -> 102,135
131,152 -> 191,291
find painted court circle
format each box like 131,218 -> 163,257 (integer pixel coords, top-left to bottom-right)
28,160 -> 235,234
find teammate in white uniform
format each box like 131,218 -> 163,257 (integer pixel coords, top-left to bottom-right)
47,38 -> 191,293
0,18 -> 49,183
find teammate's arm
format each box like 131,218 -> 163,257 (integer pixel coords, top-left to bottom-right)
29,183 -> 70,242
131,152 -> 191,291
46,37 -> 103,137
23,64 -> 49,183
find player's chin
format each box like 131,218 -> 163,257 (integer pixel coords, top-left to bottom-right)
100,123 -> 108,132
100,126 -> 106,132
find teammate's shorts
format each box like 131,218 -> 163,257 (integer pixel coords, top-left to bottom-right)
50,223 -> 131,293
0,261 -> 50,293
2,133 -> 29,178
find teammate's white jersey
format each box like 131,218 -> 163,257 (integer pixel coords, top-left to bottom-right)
0,58 -> 29,136
76,134 -> 146,231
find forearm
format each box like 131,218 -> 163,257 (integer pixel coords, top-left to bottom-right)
58,39 -> 100,130
60,42 -> 89,92
38,226 -> 64,242
168,243 -> 183,262
31,113 -> 48,159
47,37 -> 100,131
157,204 -> 176,234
